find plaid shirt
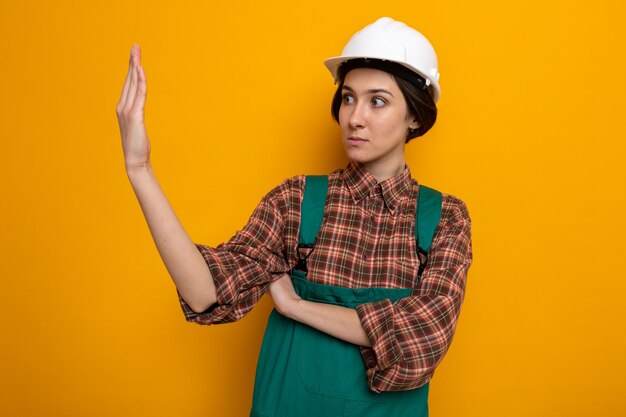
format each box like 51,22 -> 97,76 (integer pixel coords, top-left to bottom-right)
180,161 -> 472,392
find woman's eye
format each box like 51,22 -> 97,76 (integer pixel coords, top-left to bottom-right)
342,94 -> 355,104
371,97 -> 386,107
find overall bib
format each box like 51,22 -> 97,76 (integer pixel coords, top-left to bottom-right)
250,177 -> 442,417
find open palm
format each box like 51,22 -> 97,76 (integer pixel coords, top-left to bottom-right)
116,44 -> 150,171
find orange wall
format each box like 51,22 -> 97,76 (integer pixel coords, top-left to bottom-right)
1,1 -> 625,416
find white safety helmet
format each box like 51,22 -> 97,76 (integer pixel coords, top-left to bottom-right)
324,17 -> 441,103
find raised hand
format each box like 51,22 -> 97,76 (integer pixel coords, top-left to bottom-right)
115,45 -> 218,314
116,45 -> 150,172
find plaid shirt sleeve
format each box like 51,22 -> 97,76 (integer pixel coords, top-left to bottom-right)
179,177 -> 303,324
355,194 -> 472,392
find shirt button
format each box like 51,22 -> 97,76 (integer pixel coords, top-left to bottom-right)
362,254 -> 368,260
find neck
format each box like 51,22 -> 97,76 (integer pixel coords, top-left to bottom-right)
363,159 -> 406,182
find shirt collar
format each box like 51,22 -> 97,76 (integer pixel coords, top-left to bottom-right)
342,161 -> 414,213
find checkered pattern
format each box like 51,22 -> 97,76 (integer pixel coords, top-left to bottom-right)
179,161 -> 472,392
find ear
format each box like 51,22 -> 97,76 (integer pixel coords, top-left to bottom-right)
409,118 -> 420,130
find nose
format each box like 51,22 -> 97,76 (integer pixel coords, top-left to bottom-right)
348,102 -> 366,129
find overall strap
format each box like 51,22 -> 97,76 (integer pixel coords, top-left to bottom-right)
415,185 -> 443,279
299,176 -> 329,245
296,176 -> 443,278
295,176 -> 328,272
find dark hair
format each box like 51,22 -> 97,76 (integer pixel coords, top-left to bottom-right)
330,60 -> 438,142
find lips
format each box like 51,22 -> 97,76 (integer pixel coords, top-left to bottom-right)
347,136 -> 368,144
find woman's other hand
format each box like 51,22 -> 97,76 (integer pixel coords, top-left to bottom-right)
116,44 -> 150,173
269,273 -> 370,346
269,274 -> 301,318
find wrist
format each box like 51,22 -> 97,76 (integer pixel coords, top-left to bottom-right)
285,298 -> 305,321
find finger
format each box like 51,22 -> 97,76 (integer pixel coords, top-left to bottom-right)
134,44 -> 142,66
117,46 -> 135,111
124,54 -> 139,113
132,64 -> 147,113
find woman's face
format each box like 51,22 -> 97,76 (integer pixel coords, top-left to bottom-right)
338,67 -> 418,179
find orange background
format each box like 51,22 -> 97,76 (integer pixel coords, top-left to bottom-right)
1,1 -> 625,416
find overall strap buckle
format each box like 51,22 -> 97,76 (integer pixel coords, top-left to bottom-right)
295,244 -> 314,273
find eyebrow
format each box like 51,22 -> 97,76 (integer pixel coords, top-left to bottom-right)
342,85 -> 395,97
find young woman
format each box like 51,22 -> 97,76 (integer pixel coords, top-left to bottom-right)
117,17 -> 472,417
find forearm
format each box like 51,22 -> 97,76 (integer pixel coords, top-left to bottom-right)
127,163 -> 217,312
287,299 -> 371,347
